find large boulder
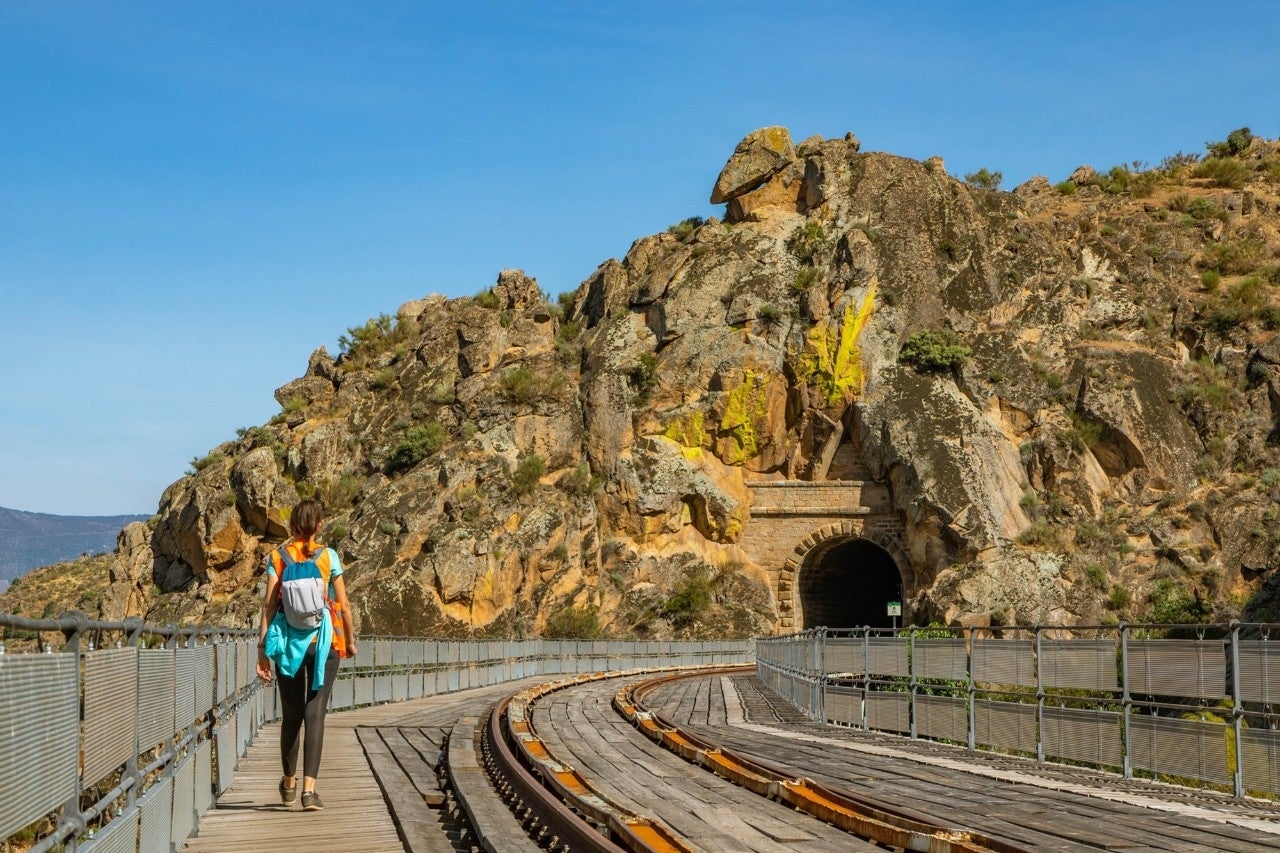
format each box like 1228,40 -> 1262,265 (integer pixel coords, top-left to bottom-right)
710,127 -> 796,203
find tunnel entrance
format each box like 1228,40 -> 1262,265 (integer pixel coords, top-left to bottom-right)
799,538 -> 903,630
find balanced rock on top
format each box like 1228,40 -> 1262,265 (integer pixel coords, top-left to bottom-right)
710,126 -> 795,203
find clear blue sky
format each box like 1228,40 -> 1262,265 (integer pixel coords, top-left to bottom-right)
2,1 -> 1277,516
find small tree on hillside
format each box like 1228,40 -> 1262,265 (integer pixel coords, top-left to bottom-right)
964,167 -> 1003,190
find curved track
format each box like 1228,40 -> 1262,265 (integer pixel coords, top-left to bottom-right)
638,673 -> 1280,853
192,667 -> 1280,852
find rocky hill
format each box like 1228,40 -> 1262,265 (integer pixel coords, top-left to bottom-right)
0,506 -> 147,587
13,125 -> 1280,637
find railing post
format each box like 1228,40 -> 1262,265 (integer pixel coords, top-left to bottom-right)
1230,621 -> 1244,798
966,626 -> 976,751
1035,625 -> 1044,764
124,616 -> 143,811
817,627 -> 827,724
1120,623 -> 1131,780
58,612 -> 88,852
908,627 -> 917,740
861,626 -> 870,731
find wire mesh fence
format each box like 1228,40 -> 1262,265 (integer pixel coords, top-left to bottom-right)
756,622 -> 1280,800
0,611 -> 751,853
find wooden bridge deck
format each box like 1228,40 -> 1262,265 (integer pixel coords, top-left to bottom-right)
181,671 -> 1280,853
181,679 -> 544,853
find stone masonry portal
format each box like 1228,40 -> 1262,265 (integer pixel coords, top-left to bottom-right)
736,434 -> 908,632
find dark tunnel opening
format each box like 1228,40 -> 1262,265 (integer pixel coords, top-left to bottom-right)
799,538 -> 903,630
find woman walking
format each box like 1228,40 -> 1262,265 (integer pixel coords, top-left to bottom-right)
255,499 -> 357,810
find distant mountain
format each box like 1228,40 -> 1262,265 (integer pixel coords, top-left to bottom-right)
0,506 -> 148,583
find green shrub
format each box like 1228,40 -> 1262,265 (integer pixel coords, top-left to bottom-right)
1054,180 -> 1076,195
1185,196 -> 1227,222
667,216 -> 705,240
387,422 -> 446,473
474,289 -> 501,309
1107,584 -> 1131,610
543,605 -> 602,639
898,329 -> 971,374
1085,563 -> 1107,589
318,474 -> 364,510
756,303 -> 783,327
557,462 -> 597,497
549,544 -> 569,562
500,367 -> 551,405
1201,238 -> 1266,275
1160,151 -> 1201,173
338,312 -> 417,368
1016,519 -> 1061,547
557,290 -> 577,315
1193,157 -> 1250,189
326,522 -> 349,541
787,220 -> 830,264
792,266 -> 822,293
1177,357 -> 1232,409
964,167 -> 1003,190
663,566 -> 714,627
1206,126 -> 1253,158
236,425 -> 287,468
1260,468 -> 1280,488
1229,275 -> 1265,309
370,367 -> 396,391
1147,578 -> 1211,624
1096,164 -> 1133,194
378,520 -> 399,536
1129,170 -> 1160,198
188,451 -> 225,475
628,352 -> 658,401
1200,269 -> 1222,291
1065,412 -> 1102,453
556,320 -> 582,342
510,453 -> 546,496
280,395 -> 308,415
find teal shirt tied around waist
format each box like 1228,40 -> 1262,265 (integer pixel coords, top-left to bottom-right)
264,609 -> 333,690
264,545 -> 343,690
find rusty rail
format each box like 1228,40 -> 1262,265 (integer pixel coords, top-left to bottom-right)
617,668 -> 1036,853
481,671 -> 698,852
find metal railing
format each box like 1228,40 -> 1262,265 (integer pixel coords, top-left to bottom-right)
756,622 -> 1280,800
0,611 -> 753,852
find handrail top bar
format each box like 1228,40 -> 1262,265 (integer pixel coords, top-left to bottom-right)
0,611 -> 255,638
764,621 -> 1280,640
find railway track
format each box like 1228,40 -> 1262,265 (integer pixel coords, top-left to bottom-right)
460,667 -> 1029,852
362,666 -> 1280,852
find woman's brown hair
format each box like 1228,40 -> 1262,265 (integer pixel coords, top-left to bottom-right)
289,499 -> 324,552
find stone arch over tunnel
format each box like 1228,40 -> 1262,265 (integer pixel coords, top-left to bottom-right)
797,537 -> 906,630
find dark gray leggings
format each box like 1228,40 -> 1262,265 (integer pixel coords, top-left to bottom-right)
277,645 -> 339,779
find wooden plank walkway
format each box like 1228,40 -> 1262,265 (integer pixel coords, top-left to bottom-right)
642,674 -> 1280,853
182,679 -> 547,853
530,676 -> 879,852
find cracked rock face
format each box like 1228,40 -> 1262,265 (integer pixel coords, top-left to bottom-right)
68,127 -> 1280,635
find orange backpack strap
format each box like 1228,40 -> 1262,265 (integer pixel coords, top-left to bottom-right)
317,547 -> 349,658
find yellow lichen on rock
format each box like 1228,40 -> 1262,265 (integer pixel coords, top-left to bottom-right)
718,369 -> 771,465
663,411 -> 707,458
799,279 -> 876,407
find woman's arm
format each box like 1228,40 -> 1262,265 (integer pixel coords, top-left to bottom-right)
256,570 -> 280,681
331,573 -> 357,657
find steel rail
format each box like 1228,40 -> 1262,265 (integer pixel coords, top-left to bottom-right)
617,668 -> 1037,853
482,692 -> 629,852
482,670 -> 706,852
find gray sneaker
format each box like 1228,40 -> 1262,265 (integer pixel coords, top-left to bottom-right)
279,778 -> 297,805
301,791 -> 325,811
